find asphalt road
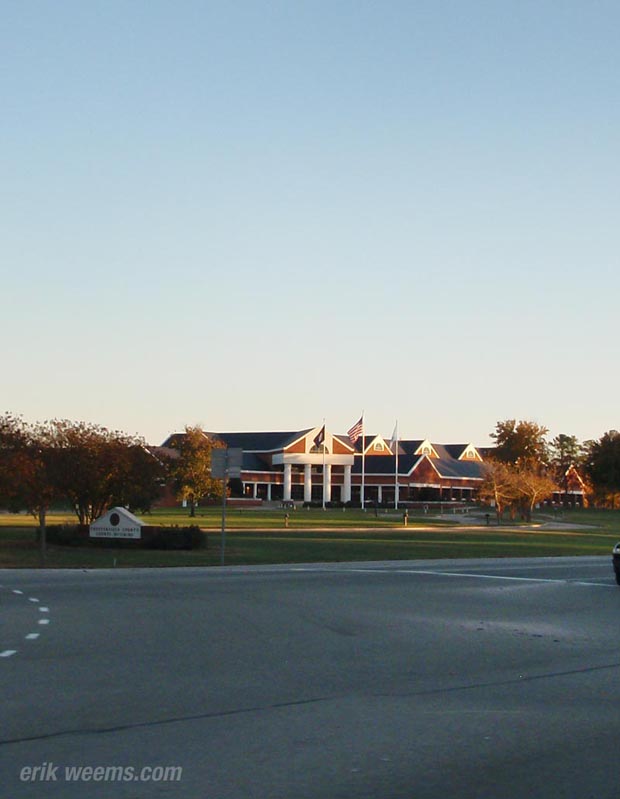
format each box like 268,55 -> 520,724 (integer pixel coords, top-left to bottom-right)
1,556 -> 619,798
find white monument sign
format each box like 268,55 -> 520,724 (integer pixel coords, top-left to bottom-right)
89,507 -> 144,540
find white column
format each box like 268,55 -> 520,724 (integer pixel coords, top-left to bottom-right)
378,485 -> 383,504
324,464 -> 332,504
343,465 -> 352,503
283,463 -> 292,501
267,483 -> 272,501
304,463 -> 312,503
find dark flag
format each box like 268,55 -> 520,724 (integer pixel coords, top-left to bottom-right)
313,425 -> 326,448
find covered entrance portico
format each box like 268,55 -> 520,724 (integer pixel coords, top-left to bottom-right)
274,454 -> 354,504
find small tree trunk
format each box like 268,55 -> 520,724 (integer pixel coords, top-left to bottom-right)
189,498 -> 196,517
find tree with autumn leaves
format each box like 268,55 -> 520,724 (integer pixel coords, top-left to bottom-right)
490,419 -> 550,468
480,458 -> 558,523
167,426 -> 224,517
0,414 -> 61,557
481,419 -> 558,522
48,419 -> 165,524
0,415 -> 166,557
489,424 -> 620,510
582,431 -> 620,508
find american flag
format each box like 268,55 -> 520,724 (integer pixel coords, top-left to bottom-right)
347,416 -> 363,445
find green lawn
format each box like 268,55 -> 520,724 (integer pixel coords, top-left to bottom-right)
0,506 -> 454,530
0,506 -> 618,568
127,505 -> 456,529
556,508 -> 620,532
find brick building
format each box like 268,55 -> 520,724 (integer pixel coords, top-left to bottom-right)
160,426 -> 488,506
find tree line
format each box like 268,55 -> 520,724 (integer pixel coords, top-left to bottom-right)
3,413 -> 620,538
481,420 -> 620,521
0,417 -> 222,556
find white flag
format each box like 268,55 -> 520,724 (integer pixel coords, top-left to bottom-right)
389,421 -> 398,451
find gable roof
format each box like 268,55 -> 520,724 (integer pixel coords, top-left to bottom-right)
353,434 -> 399,454
442,443 -> 483,461
418,456 -> 485,480
333,434 -> 356,452
365,435 -> 394,455
412,439 -> 440,458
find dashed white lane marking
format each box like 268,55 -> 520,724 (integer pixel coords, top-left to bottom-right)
2,588 -> 52,657
290,566 -> 614,588
348,568 -> 616,587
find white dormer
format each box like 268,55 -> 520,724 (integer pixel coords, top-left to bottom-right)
414,439 -> 440,459
363,434 -> 393,455
458,444 -> 482,462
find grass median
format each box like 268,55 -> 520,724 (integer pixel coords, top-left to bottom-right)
0,506 -> 618,568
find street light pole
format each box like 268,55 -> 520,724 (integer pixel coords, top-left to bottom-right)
220,461 -> 228,566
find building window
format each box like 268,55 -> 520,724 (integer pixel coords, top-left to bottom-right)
373,442 -> 383,452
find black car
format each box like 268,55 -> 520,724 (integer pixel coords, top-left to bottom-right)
613,544 -> 620,585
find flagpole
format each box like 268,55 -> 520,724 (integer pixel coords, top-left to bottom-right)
394,419 -> 399,510
361,412 -> 365,511
322,417 -> 326,511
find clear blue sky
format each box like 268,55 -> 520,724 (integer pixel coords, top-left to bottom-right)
2,1 -> 618,446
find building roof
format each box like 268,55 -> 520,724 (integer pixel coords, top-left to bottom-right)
396,440 -> 425,456
352,452 -> 484,479
477,447 -> 496,459
441,444 -> 468,459
159,429 -> 486,479
146,445 -> 179,461
208,431 -> 311,452
352,454 -> 418,475
162,430 -> 311,453
428,458 -> 485,480
333,434 -> 356,450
